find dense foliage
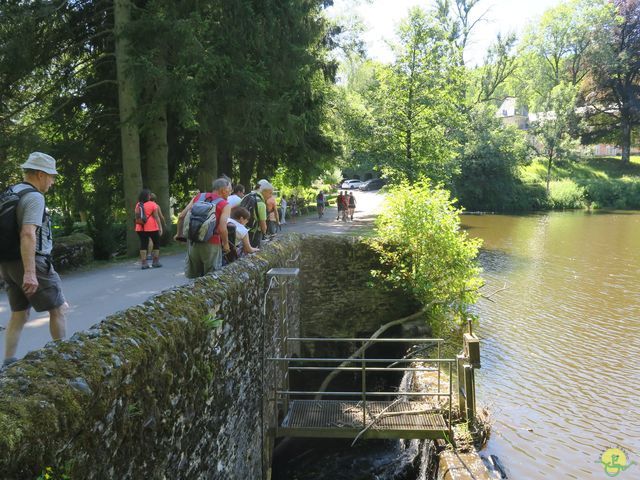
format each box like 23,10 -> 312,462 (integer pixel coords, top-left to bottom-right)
0,0 -> 338,255
334,0 -> 639,212
370,181 -> 482,331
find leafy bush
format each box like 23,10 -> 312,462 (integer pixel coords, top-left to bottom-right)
584,178 -> 640,209
370,181 -> 483,331
547,180 -> 586,209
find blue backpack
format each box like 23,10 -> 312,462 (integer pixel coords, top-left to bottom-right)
182,193 -> 224,243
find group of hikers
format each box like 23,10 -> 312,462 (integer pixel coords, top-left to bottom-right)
0,154 -> 362,367
135,178 -> 276,278
335,191 -> 356,222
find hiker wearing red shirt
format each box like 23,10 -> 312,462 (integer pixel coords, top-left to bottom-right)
176,178 -> 232,278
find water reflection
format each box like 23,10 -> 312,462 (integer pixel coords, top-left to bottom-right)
464,211 -> 640,479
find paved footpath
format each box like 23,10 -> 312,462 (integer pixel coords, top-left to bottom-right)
0,191 -> 382,360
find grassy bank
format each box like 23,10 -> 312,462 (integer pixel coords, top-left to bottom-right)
519,156 -> 640,210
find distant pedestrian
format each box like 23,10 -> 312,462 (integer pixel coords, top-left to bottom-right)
316,191 -> 325,218
289,196 -> 298,224
176,178 -> 232,278
280,195 -> 288,225
336,191 -> 344,221
341,191 -> 349,221
348,192 -> 356,221
0,152 -> 66,367
227,184 -> 245,207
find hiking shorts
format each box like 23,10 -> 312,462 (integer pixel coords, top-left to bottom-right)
0,256 -> 66,312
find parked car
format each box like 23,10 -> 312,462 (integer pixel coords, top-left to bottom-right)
341,179 -> 363,189
359,178 -> 386,191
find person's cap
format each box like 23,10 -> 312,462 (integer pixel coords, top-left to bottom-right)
21,152 -> 58,175
259,181 -> 274,191
258,179 -> 269,187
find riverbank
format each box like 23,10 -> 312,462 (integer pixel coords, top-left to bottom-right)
518,155 -> 640,210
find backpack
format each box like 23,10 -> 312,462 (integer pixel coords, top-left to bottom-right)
182,193 -> 224,243
0,183 -> 39,262
239,192 -> 264,231
223,222 -> 238,264
134,202 -> 147,225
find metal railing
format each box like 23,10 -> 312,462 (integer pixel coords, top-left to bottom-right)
268,337 -> 455,441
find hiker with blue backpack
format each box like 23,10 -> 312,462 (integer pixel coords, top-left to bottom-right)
175,178 -> 232,278
0,152 -> 67,367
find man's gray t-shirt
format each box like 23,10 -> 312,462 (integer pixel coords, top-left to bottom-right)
14,183 -> 52,255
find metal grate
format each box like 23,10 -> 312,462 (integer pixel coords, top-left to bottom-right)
279,400 -> 447,439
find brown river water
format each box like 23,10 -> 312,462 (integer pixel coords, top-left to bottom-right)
462,211 -> 640,479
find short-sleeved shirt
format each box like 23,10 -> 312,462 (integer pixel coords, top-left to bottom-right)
227,194 -> 243,207
14,183 -> 52,255
134,201 -> 160,232
227,218 -> 249,255
191,192 -> 228,245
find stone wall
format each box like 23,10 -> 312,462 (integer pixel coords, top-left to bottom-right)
299,235 -> 420,342
0,236 -> 300,480
0,233 -> 94,290
0,234 -> 418,479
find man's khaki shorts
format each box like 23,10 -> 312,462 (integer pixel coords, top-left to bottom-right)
0,257 -> 66,312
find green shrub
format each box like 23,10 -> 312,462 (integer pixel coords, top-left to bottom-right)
370,181 -> 483,331
548,180 -> 586,209
583,178 -> 640,209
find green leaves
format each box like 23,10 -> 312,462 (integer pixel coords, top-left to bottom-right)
370,180 -> 482,327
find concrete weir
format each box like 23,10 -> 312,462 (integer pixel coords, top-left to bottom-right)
0,234 -> 491,479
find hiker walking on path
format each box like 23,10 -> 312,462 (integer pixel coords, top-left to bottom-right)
316,191 -> 325,218
336,191 -> 344,221
280,195 -> 288,225
134,189 -> 163,269
340,191 -> 349,221
176,178 -> 232,278
348,192 -> 356,221
0,152 -> 66,367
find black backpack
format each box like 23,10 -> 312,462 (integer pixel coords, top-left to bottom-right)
0,183 -> 39,262
239,192 -> 264,231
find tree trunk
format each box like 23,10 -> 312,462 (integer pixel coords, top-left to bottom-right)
620,116 -> 631,164
256,154 -> 267,181
239,152 -> 255,191
145,102 -> 171,241
115,0 -> 143,256
546,155 -> 553,193
197,113 -> 217,192
218,146 -> 233,181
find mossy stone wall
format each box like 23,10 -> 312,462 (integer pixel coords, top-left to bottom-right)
0,236 -> 300,480
0,234 -> 414,479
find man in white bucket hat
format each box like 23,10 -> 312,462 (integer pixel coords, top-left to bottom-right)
0,152 -> 66,367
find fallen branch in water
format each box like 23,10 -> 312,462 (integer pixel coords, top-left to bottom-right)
480,283 -> 507,302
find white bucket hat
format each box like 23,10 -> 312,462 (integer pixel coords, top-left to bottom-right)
259,181 -> 274,192
21,152 -> 58,175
